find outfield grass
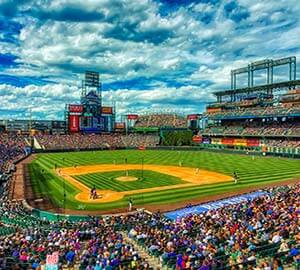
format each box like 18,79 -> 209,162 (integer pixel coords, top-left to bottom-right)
74,170 -> 186,191
28,150 -> 300,211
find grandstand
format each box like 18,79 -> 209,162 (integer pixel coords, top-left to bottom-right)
0,156 -> 299,269
34,133 -> 160,150
200,57 -> 300,156
133,113 -> 187,128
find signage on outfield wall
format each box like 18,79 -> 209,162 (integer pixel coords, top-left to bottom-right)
192,135 -> 202,143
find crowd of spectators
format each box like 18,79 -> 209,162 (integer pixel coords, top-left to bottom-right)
0,132 -> 300,269
0,180 -> 299,269
35,134 -> 124,150
0,140 -> 299,269
202,121 -> 300,138
264,139 -> 300,148
0,134 -> 27,174
36,134 -> 160,150
205,105 -> 300,119
126,183 -> 300,269
121,134 -> 159,148
0,200 -> 150,269
134,114 -> 186,128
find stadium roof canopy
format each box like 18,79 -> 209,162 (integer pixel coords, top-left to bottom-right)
213,79 -> 300,100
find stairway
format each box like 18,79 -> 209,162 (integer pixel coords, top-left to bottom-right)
121,232 -> 163,270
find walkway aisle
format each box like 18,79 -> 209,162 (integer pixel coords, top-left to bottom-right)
121,231 -> 163,270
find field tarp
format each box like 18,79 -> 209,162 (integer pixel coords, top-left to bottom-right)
165,191 -> 268,220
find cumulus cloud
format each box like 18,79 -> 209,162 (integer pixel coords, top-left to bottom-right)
0,0 -> 299,119
0,83 -> 79,119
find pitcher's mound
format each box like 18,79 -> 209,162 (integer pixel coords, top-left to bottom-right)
116,176 -> 138,182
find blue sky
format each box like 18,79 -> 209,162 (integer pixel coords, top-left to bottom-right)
0,0 -> 299,120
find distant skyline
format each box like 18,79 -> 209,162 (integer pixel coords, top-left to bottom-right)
0,0 -> 299,120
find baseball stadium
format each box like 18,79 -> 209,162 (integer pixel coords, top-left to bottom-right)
1,0 -> 300,267
0,56 -> 299,269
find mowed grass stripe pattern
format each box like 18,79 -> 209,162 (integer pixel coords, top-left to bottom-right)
75,170 -> 186,192
28,150 -> 300,211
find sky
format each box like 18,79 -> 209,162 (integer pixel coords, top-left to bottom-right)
0,0 -> 299,120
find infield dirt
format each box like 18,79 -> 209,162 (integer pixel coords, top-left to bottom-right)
56,164 -> 232,203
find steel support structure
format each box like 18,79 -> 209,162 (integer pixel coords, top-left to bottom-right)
231,56 -> 296,91
214,79 -> 300,102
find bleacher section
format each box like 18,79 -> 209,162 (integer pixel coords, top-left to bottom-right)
0,181 -> 299,269
0,134 -> 27,173
200,85 -> 300,154
0,132 -> 299,269
202,122 -> 300,137
204,105 -> 300,120
134,114 -> 186,128
35,134 -> 160,150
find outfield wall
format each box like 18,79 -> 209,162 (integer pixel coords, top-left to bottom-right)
32,145 -> 300,158
198,144 -> 300,158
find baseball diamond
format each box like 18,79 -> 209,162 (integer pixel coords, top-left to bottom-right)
27,149 -> 300,213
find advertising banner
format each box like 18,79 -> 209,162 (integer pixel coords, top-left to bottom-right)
221,138 -> 234,145
127,114 -> 138,120
246,138 -> 260,147
187,114 -> 198,120
234,138 -> 247,146
202,137 -> 211,144
211,138 -> 222,145
192,135 -> 202,143
101,106 -> 113,114
69,115 -> 79,132
69,104 -> 83,113
115,122 -> 125,129
207,108 -> 222,113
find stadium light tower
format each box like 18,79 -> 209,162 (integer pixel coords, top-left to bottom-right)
231,56 -> 296,90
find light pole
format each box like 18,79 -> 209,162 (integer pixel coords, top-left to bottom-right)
63,178 -> 66,215
62,158 -> 66,215
141,157 -> 144,178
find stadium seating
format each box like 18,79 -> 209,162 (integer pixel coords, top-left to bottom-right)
35,134 -> 125,150
0,179 -> 299,269
205,104 -> 300,119
0,132 -> 299,269
0,134 -> 27,173
121,134 -> 159,147
126,184 -> 300,269
264,139 -> 300,148
134,114 -> 186,128
36,134 -> 160,150
202,121 -> 300,139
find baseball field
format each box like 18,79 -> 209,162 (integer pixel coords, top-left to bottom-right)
28,149 -> 300,212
